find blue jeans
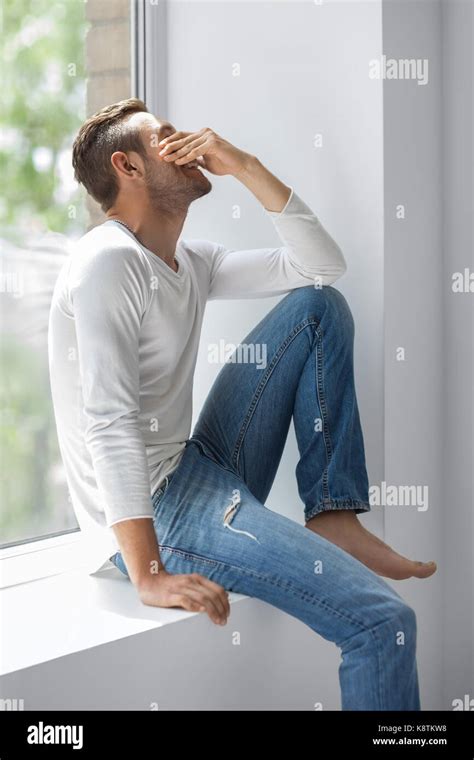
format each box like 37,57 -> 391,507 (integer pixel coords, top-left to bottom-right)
111,286 -> 420,711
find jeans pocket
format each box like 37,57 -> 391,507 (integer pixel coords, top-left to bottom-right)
152,470 -> 177,514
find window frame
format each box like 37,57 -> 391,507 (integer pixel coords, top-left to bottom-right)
0,0 -> 145,585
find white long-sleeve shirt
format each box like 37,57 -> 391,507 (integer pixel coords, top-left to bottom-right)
48,188 -> 346,573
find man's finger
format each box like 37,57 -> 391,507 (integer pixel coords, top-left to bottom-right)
188,583 -> 228,622
157,130 -> 190,147
184,587 -> 226,624
158,130 -> 202,154
164,135 -> 207,162
192,573 -> 230,612
192,575 -> 230,617
174,137 -> 214,165
174,144 -> 210,165
176,595 -> 206,614
168,593 -> 206,615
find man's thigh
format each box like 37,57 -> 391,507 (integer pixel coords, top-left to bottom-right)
154,442 -> 403,647
191,287 -> 322,501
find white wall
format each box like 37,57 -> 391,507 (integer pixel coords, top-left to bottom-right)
137,0 -> 473,711
382,0 -> 473,710
441,0 -> 474,708
0,586 -> 341,710
160,0 -> 385,526
382,0 -> 444,709
143,0 -> 385,707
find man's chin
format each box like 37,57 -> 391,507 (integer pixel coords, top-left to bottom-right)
189,171 -> 212,199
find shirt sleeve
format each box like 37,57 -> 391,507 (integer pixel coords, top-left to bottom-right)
203,188 -> 347,300
69,245 -> 155,527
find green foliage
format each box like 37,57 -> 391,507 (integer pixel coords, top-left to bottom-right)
0,335 -> 77,543
0,1 -> 89,545
1,0 -> 88,235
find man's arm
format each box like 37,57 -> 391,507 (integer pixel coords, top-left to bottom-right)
233,155 -> 292,213
158,127 -> 291,211
158,128 -> 347,297
113,519 -> 229,624
71,246 -> 229,624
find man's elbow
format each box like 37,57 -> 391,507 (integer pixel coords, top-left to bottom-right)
84,409 -> 139,449
323,249 -> 348,286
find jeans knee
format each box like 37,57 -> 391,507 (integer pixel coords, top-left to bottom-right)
386,601 -> 417,651
287,284 -> 349,314
282,286 -> 355,344
400,603 -> 417,636
338,596 -> 417,657
323,286 -> 354,332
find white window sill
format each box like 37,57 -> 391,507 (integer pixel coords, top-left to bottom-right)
0,565 -> 246,676
0,532 -> 85,589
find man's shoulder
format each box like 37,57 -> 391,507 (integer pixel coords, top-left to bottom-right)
73,222 -> 140,257
70,223 -> 151,279
179,238 -> 224,266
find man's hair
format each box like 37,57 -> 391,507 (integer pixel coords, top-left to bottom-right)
72,98 -> 149,211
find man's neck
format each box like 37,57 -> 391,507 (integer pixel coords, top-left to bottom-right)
106,199 -> 188,270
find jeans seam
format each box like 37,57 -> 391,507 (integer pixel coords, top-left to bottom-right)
159,545 -> 368,633
314,324 -> 334,500
187,437 -> 245,481
305,499 -> 371,521
152,475 -> 174,513
159,545 -> 221,568
339,619 -> 393,710
374,627 -> 385,710
231,317 -> 320,474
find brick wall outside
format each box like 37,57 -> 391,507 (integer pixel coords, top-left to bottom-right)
84,0 -> 132,227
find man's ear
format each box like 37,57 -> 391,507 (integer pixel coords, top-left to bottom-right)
110,151 -> 141,178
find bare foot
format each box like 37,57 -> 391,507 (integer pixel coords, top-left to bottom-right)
306,510 -> 437,580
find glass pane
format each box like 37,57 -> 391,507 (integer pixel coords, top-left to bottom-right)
1,0 -> 89,546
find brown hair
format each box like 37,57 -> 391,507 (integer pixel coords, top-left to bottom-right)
72,98 -> 149,211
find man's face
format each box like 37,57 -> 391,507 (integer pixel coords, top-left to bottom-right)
129,112 -> 212,211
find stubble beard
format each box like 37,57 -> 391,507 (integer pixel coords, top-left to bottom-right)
145,162 -> 212,215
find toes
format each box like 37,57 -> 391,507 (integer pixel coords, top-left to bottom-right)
376,555 -> 437,581
412,561 -> 437,578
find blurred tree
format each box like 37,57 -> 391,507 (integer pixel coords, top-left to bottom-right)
0,337 -> 72,542
0,0 -> 88,237
1,1 -> 88,545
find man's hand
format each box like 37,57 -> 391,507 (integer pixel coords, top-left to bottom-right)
138,570 -> 231,626
158,127 -> 292,212
158,128 -> 253,177
112,518 -> 230,626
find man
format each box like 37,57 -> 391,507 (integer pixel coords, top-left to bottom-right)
49,98 -> 436,710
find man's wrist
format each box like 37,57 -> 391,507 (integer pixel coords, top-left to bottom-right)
232,153 -> 260,182
136,565 -> 168,595
232,154 -> 292,213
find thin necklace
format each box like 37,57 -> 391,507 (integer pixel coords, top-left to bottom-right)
111,218 -> 180,274
112,218 -> 137,237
